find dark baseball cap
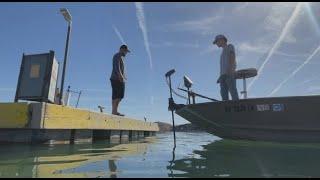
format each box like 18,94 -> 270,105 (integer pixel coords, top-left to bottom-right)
213,34 -> 227,44
120,44 -> 131,52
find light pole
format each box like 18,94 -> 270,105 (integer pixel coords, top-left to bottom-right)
59,8 -> 72,105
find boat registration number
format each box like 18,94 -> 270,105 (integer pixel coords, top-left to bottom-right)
225,103 -> 285,113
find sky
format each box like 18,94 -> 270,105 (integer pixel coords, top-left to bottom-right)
1,2 -> 320,125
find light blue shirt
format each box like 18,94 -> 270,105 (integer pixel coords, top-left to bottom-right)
220,44 -> 236,75
110,52 -> 126,81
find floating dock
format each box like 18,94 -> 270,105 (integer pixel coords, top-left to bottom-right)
0,102 -> 159,144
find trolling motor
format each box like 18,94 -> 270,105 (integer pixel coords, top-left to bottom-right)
179,76 -> 219,103
184,76 -> 193,104
165,69 -> 177,146
165,69 -> 218,145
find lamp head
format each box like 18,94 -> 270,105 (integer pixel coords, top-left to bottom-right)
165,69 -> 175,77
60,8 -> 72,24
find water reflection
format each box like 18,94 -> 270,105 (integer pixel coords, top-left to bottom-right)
2,132 -> 320,178
168,144 -> 176,177
0,137 -> 157,178
108,160 -> 117,178
167,139 -> 320,178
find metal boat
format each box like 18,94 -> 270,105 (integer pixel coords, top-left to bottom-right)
167,68 -> 320,143
176,95 -> 320,143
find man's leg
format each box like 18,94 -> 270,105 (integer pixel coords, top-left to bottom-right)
116,98 -> 121,113
115,98 -> 124,116
220,77 -> 229,101
111,79 -> 122,115
116,82 -> 125,116
112,98 -> 120,115
226,75 -> 239,101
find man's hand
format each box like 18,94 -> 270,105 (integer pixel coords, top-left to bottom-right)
217,75 -> 221,84
217,74 -> 227,84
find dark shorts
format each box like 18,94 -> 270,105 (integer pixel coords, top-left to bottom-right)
110,79 -> 125,100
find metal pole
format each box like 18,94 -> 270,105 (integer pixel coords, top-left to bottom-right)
59,23 -> 71,105
192,93 -> 196,104
243,77 -> 247,99
168,76 -> 176,146
76,90 -> 81,108
98,106 -> 104,113
187,87 -> 190,104
169,144 -> 176,177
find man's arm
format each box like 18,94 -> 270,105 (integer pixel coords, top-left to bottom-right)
228,45 -> 236,74
117,57 -> 125,82
113,54 -> 125,82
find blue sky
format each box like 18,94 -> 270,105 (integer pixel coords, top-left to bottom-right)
1,2 -> 320,125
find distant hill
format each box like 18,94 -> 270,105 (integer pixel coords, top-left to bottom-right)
175,123 -> 203,132
155,122 -> 172,132
155,122 -> 203,132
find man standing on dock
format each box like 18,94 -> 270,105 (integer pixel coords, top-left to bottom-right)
213,34 -> 239,101
110,45 -> 130,116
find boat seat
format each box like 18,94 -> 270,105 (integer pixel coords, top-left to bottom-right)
235,68 -> 258,99
235,68 -> 257,79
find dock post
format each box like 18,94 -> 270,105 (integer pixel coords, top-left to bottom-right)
129,130 -> 133,140
93,130 -> 111,142
70,129 -> 76,144
144,131 -> 150,137
119,130 -> 122,143
138,131 -> 144,138
130,131 -> 138,141
121,130 -> 129,143
110,130 -> 121,144
31,129 -> 39,145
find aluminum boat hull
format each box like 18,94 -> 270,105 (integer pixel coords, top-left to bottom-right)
176,95 -> 320,143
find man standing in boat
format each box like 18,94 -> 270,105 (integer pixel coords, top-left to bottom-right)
213,34 -> 239,101
110,44 -> 130,116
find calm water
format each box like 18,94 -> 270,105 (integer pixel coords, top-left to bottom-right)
1,132 -> 320,178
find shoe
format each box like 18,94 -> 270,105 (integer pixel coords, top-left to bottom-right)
116,112 -> 125,116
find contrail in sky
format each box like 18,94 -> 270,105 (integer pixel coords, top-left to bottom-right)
268,45 -> 320,96
135,2 -> 153,69
112,25 -> 126,45
247,3 -> 303,91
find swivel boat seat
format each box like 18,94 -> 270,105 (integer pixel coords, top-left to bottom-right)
235,68 -> 258,99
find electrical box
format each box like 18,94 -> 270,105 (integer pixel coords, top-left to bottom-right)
15,50 -> 59,103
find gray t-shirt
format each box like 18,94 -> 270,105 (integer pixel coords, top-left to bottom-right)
110,52 -> 126,81
220,44 -> 236,75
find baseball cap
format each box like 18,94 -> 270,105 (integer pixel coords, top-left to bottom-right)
120,44 -> 131,52
213,34 -> 227,44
